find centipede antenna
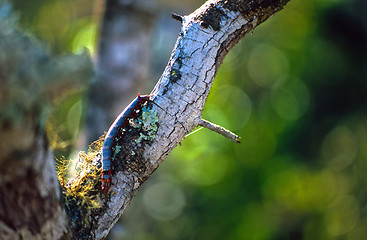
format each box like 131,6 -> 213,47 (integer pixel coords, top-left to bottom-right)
198,119 -> 241,143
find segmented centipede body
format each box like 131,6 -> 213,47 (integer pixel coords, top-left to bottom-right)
101,94 -> 151,194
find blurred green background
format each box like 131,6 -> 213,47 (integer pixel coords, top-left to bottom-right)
9,0 -> 367,239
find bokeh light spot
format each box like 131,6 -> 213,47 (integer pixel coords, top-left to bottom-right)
234,203 -> 277,240
247,44 -> 289,87
66,100 -> 83,139
262,163 -> 340,212
143,181 -> 185,221
325,195 -> 359,237
179,146 -> 229,186
322,125 -> 358,171
270,6 -> 315,50
34,1 -> 71,46
71,21 -> 97,54
205,85 -> 252,131
271,77 -> 310,120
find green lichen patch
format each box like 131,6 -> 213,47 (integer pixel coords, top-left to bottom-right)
112,103 -> 159,174
112,144 -> 122,161
131,105 -> 159,143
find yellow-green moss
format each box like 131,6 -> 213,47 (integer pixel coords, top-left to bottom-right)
56,134 -> 105,215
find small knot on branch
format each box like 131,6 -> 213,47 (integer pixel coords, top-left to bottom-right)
171,12 -> 183,22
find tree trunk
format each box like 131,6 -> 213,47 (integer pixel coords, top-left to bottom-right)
0,0 -> 290,239
0,2 -> 92,238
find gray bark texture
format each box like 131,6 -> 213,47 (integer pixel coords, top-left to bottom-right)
0,0 -> 290,239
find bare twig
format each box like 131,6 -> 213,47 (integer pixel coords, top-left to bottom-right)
198,119 -> 240,143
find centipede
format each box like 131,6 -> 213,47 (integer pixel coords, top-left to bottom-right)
101,94 -> 151,194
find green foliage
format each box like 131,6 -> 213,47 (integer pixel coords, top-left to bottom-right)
10,0 -> 98,54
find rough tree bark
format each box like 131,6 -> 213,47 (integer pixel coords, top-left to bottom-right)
0,0 -> 290,239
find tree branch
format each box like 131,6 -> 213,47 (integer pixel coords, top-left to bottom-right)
86,0 -> 290,239
0,0 -> 290,239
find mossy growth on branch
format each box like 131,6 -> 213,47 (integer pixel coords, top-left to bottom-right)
55,135 -> 105,228
54,99 -> 158,236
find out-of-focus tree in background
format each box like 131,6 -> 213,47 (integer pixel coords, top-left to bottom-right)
9,0 -> 367,239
